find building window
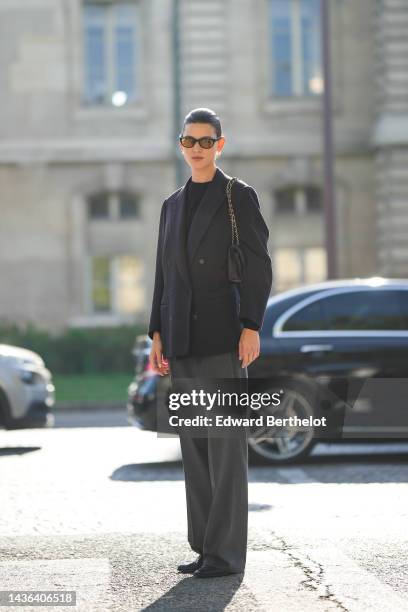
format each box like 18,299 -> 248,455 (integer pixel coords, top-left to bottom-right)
274,246 -> 326,291
275,187 -> 296,214
304,186 -> 321,212
269,0 -> 322,97
88,192 -> 110,218
82,1 -> 139,106
275,186 -> 322,215
119,192 -> 139,218
87,191 -> 140,220
90,255 -> 144,314
91,256 -> 111,311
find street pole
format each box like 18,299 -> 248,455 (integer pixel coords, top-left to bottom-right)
172,0 -> 183,188
321,0 -> 337,278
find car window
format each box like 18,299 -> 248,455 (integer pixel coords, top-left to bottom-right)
283,298 -> 328,331
282,289 -> 408,332
263,290 -> 319,330
397,290 -> 408,328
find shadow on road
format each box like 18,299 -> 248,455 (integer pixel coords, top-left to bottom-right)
0,446 -> 41,457
111,444 -> 408,487
111,461 -> 183,481
142,573 -> 244,611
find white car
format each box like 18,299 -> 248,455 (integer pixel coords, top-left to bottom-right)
0,344 -> 55,429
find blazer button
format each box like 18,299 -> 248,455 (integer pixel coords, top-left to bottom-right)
169,315 -> 173,320
192,313 -> 198,320
198,257 -> 205,264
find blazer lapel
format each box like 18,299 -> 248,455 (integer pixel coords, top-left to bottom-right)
174,179 -> 191,290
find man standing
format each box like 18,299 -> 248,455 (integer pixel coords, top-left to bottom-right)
148,108 -> 272,578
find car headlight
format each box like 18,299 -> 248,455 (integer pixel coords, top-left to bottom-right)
18,367 -> 39,384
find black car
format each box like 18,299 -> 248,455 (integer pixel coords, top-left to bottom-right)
127,278 -> 408,464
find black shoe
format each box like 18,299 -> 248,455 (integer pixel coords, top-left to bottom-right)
193,564 -> 242,579
177,554 -> 204,574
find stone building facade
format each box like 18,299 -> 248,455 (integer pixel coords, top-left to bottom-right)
0,0 -> 406,333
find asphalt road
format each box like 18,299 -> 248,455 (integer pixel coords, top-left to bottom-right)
0,412 -> 408,611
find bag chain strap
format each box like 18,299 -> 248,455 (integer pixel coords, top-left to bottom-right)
226,177 -> 239,245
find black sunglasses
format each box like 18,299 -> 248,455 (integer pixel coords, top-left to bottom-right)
179,135 -> 221,149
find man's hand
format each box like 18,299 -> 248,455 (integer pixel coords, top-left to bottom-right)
238,328 -> 260,368
149,332 -> 170,376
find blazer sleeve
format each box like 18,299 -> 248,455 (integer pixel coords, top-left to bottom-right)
234,185 -> 273,331
147,199 -> 167,340
240,317 -> 260,331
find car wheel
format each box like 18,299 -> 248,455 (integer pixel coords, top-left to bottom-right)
248,381 -> 318,465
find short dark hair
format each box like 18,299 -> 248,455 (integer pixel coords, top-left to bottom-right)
181,107 -> 222,138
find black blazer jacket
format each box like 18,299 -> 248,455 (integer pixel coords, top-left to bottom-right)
147,166 -> 273,359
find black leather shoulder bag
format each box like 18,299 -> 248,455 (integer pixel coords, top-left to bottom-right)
226,177 -> 246,283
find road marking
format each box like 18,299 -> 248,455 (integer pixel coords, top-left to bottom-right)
308,545 -> 408,612
245,543 -> 408,612
245,527 -> 408,612
0,558 -> 112,609
244,549 -> 340,611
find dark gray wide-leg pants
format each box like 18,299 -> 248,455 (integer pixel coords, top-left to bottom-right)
168,351 -> 249,573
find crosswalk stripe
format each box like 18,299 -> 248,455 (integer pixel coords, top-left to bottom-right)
244,542 -> 408,612
0,558 -> 112,609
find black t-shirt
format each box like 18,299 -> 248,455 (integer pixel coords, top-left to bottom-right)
185,178 -> 212,238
